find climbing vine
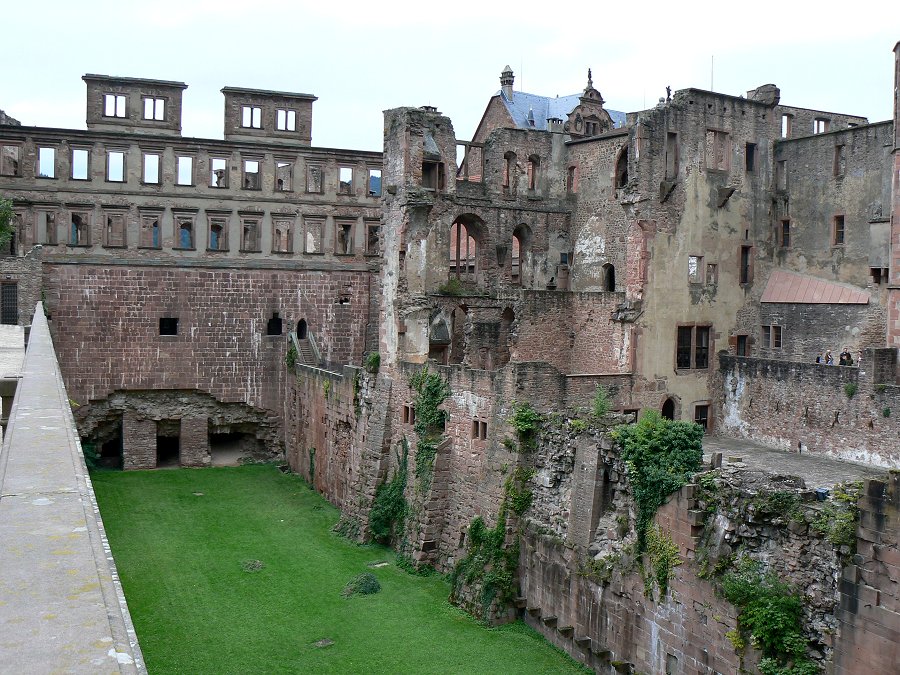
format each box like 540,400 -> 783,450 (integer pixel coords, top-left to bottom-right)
643,526 -> 681,597
0,198 -> 12,249
369,441 -> 409,544
612,410 -> 703,554
508,401 -> 542,451
409,367 -> 450,491
285,344 -> 297,368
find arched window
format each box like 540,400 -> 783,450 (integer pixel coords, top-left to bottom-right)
615,147 -> 629,188
297,319 -> 308,339
602,263 -> 616,292
527,155 -> 540,191
511,224 -> 532,287
661,398 -> 675,420
450,220 -> 477,281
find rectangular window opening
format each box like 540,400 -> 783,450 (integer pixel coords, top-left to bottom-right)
1,282 -> 17,325
338,167 -> 353,195
705,129 -> 730,171
140,216 -> 160,248
781,114 -> 793,138
304,218 -> 323,253
694,404 -> 709,431
107,150 -> 125,182
306,165 -> 323,193
833,215 -> 845,246
422,161 -> 445,190
40,211 -> 57,245
37,147 -> 56,178
266,312 -> 283,336
368,168 -> 382,197
780,220 -> 790,248
176,217 -> 194,249
273,219 -> 292,253
834,144 -> 846,177
677,325 -> 711,370
105,213 -> 126,247
176,156 -> 194,186
665,132 -> 678,179
210,158 -> 228,188
243,160 -> 260,190
736,334 -> 748,356
241,219 -> 260,251
688,255 -> 704,284
241,105 -> 262,129
275,161 -> 293,192
336,222 -> 353,255
143,97 -> 165,121
104,94 -> 127,118
366,222 -> 380,255
208,217 -> 227,251
159,317 -> 179,336
745,143 -> 756,172
143,153 -> 160,184
71,148 -> 90,180
813,118 -> 830,134
275,109 -> 296,131
1,145 -> 21,176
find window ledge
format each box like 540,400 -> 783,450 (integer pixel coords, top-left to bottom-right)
239,248 -> 262,253
67,243 -> 92,248
103,244 -> 127,249
137,245 -> 162,250
272,250 -> 294,255
334,252 -> 355,257
172,247 -> 196,251
206,248 -> 229,253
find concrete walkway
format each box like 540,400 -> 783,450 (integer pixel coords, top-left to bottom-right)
0,306 -> 144,673
703,435 -> 887,489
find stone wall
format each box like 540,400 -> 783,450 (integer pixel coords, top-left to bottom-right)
718,353 -> 900,468
0,245 -> 42,326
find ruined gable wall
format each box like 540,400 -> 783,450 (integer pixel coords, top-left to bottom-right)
471,96 -> 516,144
717,353 -> 900,468
0,246 -> 42,326
44,264 -> 371,411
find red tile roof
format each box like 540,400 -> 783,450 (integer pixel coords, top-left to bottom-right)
760,270 -> 869,304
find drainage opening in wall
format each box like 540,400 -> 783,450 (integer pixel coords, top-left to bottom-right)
156,419 -> 181,468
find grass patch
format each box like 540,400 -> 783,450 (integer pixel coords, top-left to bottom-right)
93,466 -> 587,674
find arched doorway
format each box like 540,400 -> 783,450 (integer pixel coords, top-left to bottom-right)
602,263 -> 616,292
661,398 -> 675,420
297,319 -> 308,339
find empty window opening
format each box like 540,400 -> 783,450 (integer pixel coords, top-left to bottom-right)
422,160 -> 445,190
471,420 -> 488,440
40,211 -> 57,245
527,155 -> 540,191
176,219 -> 194,249
450,220 -> 477,281
781,114 -> 793,138
208,217 -> 227,251
511,234 -> 522,285
336,222 -> 353,254
105,213 -> 126,247
813,118 -> 830,134
1,282 -> 17,325
107,150 -> 125,182
243,160 -> 260,189
402,405 -> 415,425
338,166 -> 353,195
739,245 -> 753,283
871,267 -> 889,284
275,161 -> 293,191
241,105 -> 262,129
706,263 -> 718,285
37,147 -> 56,178
241,219 -> 260,251
275,108 -> 296,131
210,158 -> 228,188
297,319 -> 308,339
104,94 -> 127,118
745,143 -> 756,172
304,218 -> 323,253
266,312 -> 283,336
307,165 -> 323,193
0,145 -> 19,176
156,423 -> 180,468
566,165 -> 577,193
688,255 -> 703,283
615,148 -> 629,187
736,334 -> 748,356
779,220 -> 791,248
176,156 -> 194,185
665,132 -> 678,179
602,263 -> 616,291
368,168 -> 382,197
143,97 -> 165,121
143,153 -> 160,184
676,325 -> 711,369
366,222 -> 380,255
833,215 -> 845,246
140,216 -> 160,248
694,405 -> 710,431
705,130 -> 730,171
159,317 -> 179,335
70,213 -> 89,246
273,219 -> 292,253
71,148 -> 89,180
503,151 -> 516,191
661,398 -> 675,420
776,160 -> 787,190
834,145 -> 846,177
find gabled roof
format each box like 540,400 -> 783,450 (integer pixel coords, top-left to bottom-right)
497,91 -> 626,131
760,270 -> 869,304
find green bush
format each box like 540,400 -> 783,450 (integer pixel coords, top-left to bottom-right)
0,198 -> 13,249
436,278 -> 466,296
844,382 -> 857,399
592,385 -> 611,419
342,572 -> 381,597
509,402 -> 542,451
364,352 -> 381,374
644,526 -> 681,597
285,344 -> 297,368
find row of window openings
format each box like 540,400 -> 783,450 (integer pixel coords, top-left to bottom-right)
103,94 -> 166,121
399,405 -> 488,441
776,216 -> 845,248
781,114 -> 857,139
159,312 -> 286,337
44,211 -> 380,255
689,247 -> 753,286
0,145 -> 381,196
240,106 -> 298,132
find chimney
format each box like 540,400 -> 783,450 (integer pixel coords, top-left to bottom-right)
500,65 -> 514,101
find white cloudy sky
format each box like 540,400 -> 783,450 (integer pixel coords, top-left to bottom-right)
2,1 -> 898,152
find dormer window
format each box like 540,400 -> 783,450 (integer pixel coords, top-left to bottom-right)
143,97 -> 165,121
241,105 -> 262,129
104,94 -> 127,118
276,109 -> 296,131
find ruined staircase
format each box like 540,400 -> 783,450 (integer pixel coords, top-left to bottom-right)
296,339 -> 317,365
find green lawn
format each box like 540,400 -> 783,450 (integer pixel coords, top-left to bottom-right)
92,465 -> 587,674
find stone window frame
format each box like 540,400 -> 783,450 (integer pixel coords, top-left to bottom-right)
241,105 -> 262,129
303,216 -> 325,254
105,148 -> 127,183
239,212 -> 263,253
832,214 -> 846,247
744,142 -> 757,173
675,323 -> 712,371
338,166 -> 354,195
142,96 -> 166,122
693,402 -> 711,432
760,324 -> 783,350
402,404 -> 416,426
36,208 -> 59,246
102,207 -> 128,248
688,255 -> 704,284
471,419 -> 488,441
274,158 -> 293,193
67,208 -> 92,247
141,150 -> 162,185
242,157 -> 262,191
206,212 -> 230,252
275,108 -> 297,132
70,146 -> 91,181
364,220 -> 380,256
833,144 -> 846,178
739,244 -> 754,285
367,167 -> 382,197
705,128 -> 731,173
175,154 -> 197,187
103,93 -> 127,119
35,145 -> 57,179
271,214 -> 294,254
566,165 -> 577,193
0,142 -> 23,177
209,156 -> 229,189
172,211 -> 197,251
779,219 -> 791,248
306,164 -> 324,194
781,113 -> 793,139
526,154 -> 540,193
138,210 -> 162,249
813,118 -> 830,134
334,219 -> 355,256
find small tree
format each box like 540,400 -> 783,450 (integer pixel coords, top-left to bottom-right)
0,198 -> 13,249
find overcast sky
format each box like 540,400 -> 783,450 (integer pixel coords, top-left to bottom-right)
2,1 -> 898,152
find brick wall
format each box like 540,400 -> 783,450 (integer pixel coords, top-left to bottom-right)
0,246 -> 42,326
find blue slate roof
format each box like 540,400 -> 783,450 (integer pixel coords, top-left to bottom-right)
498,90 -> 626,130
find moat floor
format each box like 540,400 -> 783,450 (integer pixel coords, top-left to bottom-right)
92,465 -> 589,674
702,435 -> 887,488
